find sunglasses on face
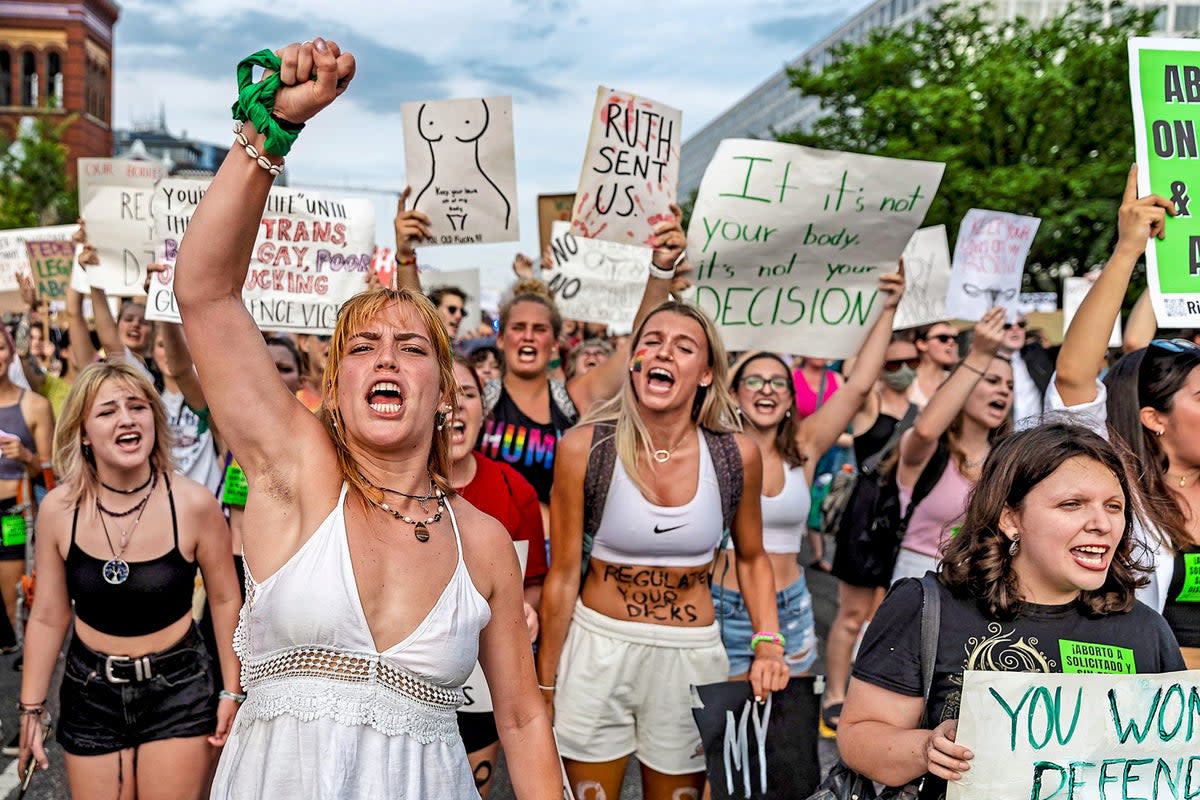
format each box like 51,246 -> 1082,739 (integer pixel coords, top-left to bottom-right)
741,375 -> 789,392
884,357 -> 920,372
443,305 -> 466,317
1151,338 -> 1200,353
927,334 -> 957,345
1003,320 -> 1028,331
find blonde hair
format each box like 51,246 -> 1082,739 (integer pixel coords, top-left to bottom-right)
581,301 -> 740,499
318,288 -> 457,501
54,359 -> 173,506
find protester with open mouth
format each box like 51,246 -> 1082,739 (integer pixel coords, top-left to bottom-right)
538,299 -> 789,800
172,38 -> 560,799
839,423 -> 1184,800
890,307 -> 1014,583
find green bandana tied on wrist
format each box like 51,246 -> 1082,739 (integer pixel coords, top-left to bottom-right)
231,49 -> 307,157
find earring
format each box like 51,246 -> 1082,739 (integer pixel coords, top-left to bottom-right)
435,411 -> 447,431
785,409 -> 792,418
699,381 -> 710,388
1008,535 -> 1020,557
1157,429 -> 1165,437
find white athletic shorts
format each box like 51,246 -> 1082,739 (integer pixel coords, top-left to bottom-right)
553,600 -> 729,775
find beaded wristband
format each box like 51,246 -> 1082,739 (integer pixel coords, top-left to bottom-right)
750,631 -> 786,652
231,49 -> 307,157
233,121 -> 284,177
219,689 -> 248,703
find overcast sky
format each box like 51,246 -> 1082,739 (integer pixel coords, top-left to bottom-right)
112,0 -> 869,292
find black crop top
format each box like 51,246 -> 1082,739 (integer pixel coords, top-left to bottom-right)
65,478 -> 197,637
1163,545 -> 1200,648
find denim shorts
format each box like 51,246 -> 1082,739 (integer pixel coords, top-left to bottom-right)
57,625 -> 218,756
713,575 -> 818,676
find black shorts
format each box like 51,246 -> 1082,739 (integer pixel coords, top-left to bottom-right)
456,710 -> 499,753
57,625 -> 218,756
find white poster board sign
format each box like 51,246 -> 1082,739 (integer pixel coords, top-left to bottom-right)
571,86 -> 681,247
423,267 -> 483,335
686,139 -> 944,358
144,179 -> 376,334
460,540 -> 530,713
77,158 -> 165,297
0,224 -> 75,294
949,670 -> 1200,800
1064,276 -> 1122,348
894,224 -> 952,330
547,220 -> 650,329
401,96 -> 519,246
946,209 -> 1040,321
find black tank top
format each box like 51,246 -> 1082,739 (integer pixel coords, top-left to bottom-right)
477,384 -> 576,503
854,411 -> 902,465
65,477 -> 197,637
1163,545 -> 1200,647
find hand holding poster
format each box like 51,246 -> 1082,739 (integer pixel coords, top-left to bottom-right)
144,179 -> 376,334
948,670 -> 1200,800
1129,38 -> 1200,326
77,158 -> 166,296
686,140 -> 944,358
572,87 -> 681,247
894,225 -> 952,330
0,224 -> 76,309
546,220 -> 650,329
1064,276 -> 1122,348
25,240 -> 76,301
945,209 -> 1040,321
401,96 -> 519,246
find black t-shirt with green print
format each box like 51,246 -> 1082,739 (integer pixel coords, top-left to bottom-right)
1162,545 -> 1200,647
853,575 -> 1186,800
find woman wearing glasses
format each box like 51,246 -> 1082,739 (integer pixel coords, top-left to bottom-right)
1052,167 -> 1200,665
910,323 -> 959,407
714,270 -> 904,683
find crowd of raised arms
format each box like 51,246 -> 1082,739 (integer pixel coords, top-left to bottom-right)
1,37 -> 1194,800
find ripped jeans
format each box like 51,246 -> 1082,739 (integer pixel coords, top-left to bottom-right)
712,575 -> 817,676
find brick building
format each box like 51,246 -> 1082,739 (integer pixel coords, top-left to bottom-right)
0,0 -> 119,182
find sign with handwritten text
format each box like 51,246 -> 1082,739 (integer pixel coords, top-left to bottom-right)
946,209 -> 1040,321
401,96 -> 518,246
894,225 -> 952,330
949,670 -> 1200,800
686,140 -> 943,357
546,220 -> 650,328
77,158 -> 166,296
25,240 -> 75,301
0,224 -> 75,302
572,86 -> 681,247
144,179 -> 376,334
1063,277 -> 1122,349
1130,38 -> 1200,326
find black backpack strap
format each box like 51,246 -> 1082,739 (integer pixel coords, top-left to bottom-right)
862,403 -> 919,475
701,428 -> 744,546
917,573 -> 942,728
581,422 -> 617,578
898,438 -> 951,538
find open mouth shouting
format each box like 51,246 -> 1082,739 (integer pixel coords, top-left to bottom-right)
115,431 -> 143,453
368,381 -> 404,415
645,366 -> 677,394
1070,544 -> 1110,572
449,418 -> 467,446
753,397 -> 779,414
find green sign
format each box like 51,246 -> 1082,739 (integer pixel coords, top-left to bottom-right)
1058,639 -> 1136,675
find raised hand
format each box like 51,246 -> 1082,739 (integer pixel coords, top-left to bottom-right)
1116,164 -> 1175,257
142,261 -> 169,295
393,186 -> 432,257
270,38 -> 356,126
878,258 -> 906,311
16,273 -> 37,310
650,203 -> 686,271
971,306 -> 1007,357
513,252 -> 535,280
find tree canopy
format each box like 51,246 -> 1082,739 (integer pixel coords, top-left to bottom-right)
780,0 -> 1159,291
0,113 -> 78,230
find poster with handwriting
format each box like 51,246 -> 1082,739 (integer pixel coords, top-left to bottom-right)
1064,276 -> 1122,348
949,670 -> 1200,800
572,87 -> 681,247
0,224 -> 76,310
401,96 -> 518,246
546,220 -> 650,329
946,209 -> 1040,322
686,140 -> 943,357
144,179 -> 376,334
893,225 -> 952,330
25,240 -> 75,301
1129,38 -> 1200,326
77,158 -> 165,296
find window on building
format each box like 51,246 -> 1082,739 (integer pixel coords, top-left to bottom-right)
1176,4 -> 1200,31
0,52 -> 9,106
20,51 -> 36,106
46,52 -> 62,107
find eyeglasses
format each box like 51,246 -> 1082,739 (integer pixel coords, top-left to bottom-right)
741,375 -> 789,392
927,334 -> 957,344
443,305 -> 466,317
1002,320 -> 1028,331
883,357 -> 920,372
1151,338 -> 1200,353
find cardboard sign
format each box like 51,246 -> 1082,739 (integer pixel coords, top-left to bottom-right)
460,540 -> 529,714
77,158 -> 165,296
538,193 -> 575,255
686,139 -> 944,357
949,669 -> 1200,800
1063,276 -> 1122,348
946,209 -> 1040,321
0,224 -> 75,309
1129,38 -> 1200,326
546,220 -> 650,329
144,179 -> 376,334
25,240 -> 75,301
401,96 -> 519,246
894,225 -> 952,330
571,86 -> 681,247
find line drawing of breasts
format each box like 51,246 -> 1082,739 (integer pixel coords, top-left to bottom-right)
413,98 -> 512,232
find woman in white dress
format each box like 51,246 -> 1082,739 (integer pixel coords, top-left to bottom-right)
174,37 -> 560,799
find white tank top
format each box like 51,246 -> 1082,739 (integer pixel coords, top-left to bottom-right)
723,463 -> 810,554
590,432 -> 725,568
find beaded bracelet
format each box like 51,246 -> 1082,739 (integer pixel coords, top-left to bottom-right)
219,689 -> 248,703
231,49 -> 307,157
750,631 -> 786,652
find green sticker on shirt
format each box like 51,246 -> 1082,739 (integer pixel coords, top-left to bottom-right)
1174,553 -> 1200,602
1059,639 -> 1136,674
222,463 -> 248,507
1,514 -> 25,547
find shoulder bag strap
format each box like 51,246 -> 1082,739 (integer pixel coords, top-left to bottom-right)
861,403 -> 919,476
580,423 -> 617,578
917,573 -> 942,728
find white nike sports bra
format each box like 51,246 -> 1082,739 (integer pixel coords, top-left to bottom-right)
589,432 -> 725,568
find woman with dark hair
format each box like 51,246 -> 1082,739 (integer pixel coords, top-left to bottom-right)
715,270 -> 904,683
891,309 -> 1013,582
840,422 -> 1185,800
1051,166 -> 1198,664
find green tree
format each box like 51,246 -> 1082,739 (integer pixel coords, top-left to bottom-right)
0,113 -> 78,229
780,1 -> 1158,292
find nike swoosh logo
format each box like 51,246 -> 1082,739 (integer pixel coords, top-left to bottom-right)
653,524 -> 685,534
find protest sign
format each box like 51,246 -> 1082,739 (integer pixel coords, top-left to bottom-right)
144,179 -> 376,334
946,209 -> 1040,321
0,225 -> 76,309
686,140 -> 943,357
546,220 -> 650,329
78,158 -> 166,296
1019,292 -> 1058,314
401,96 -> 519,246
423,267 -> 483,335
1064,276 -> 1122,348
25,240 -> 75,302
894,225 -> 952,330
538,193 -> 575,255
460,541 -> 529,713
572,87 -> 681,247
949,669 -> 1200,800
1129,38 -> 1200,326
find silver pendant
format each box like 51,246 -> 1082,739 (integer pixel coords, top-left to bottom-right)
102,558 -> 129,585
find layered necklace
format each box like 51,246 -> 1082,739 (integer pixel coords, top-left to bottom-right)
96,469 -> 157,585
359,472 -> 445,542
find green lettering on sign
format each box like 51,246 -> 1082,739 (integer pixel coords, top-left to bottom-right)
222,463 -> 248,507
1058,639 -> 1136,674
1,514 -> 25,547
1175,553 -> 1200,602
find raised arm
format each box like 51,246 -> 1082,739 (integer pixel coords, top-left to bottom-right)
1057,166 -> 1173,405
156,321 -> 207,414
1122,289 -> 1156,354
174,38 -> 356,479
392,186 -> 428,293
87,282 -> 121,357
14,275 -> 45,394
